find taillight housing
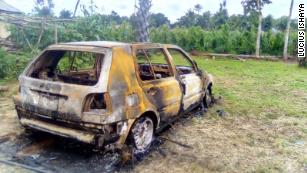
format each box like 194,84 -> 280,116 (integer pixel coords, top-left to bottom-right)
83,93 -> 109,112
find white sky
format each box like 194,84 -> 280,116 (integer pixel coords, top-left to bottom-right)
5,0 -> 303,22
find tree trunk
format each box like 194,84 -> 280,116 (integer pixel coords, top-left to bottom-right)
135,0 -> 151,42
256,12 -> 262,57
54,23 -> 58,44
36,23 -> 45,49
73,0 -> 81,17
283,0 -> 294,61
21,28 -> 33,51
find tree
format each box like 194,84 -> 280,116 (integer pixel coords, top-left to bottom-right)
262,15 -> 273,31
174,10 -> 198,27
283,0 -> 294,61
134,0 -> 152,42
274,16 -> 288,31
80,0 -> 97,16
194,4 -> 203,15
59,9 -> 72,19
228,13 -> 258,31
32,0 -> 54,17
241,0 -> 272,57
109,11 -> 122,24
149,13 -> 170,28
212,0 -> 228,29
197,11 -> 211,29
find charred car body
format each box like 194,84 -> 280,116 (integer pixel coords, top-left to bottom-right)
13,42 -> 213,152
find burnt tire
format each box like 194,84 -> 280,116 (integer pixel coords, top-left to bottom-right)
128,116 -> 154,154
204,85 -> 213,108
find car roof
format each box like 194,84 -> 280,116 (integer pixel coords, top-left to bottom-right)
58,41 -> 129,48
54,41 -> 178,49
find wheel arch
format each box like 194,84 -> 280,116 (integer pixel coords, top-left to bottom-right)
136,110 -> 160,130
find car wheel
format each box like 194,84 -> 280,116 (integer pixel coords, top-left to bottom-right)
204,86 -> 213,108
130,116 -> 154,154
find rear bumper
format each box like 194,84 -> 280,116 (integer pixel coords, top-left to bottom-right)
14,104 -> 121,146
20,118 -> 96,144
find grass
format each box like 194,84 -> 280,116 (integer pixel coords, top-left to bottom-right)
134,57 -> 307,173
195,57 -> 307,119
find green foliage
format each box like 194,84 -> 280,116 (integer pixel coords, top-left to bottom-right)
174,10 -> 198,28
262,15 -> 273,31
241,0 -> 272,14
59,9 -> 72,19
150,24 -> 296,56
0,49 -> 31,79
149,13 -> 170,28
299,57 -> 307,67
9,14 -> 134,51
9,13 -> 298,57
212,0 -> 228,29
57,51 -> 96,72
274,16 -> 288,31
33,0 -> 55,17
194,4 -> 203,15
196,12 -> 211,29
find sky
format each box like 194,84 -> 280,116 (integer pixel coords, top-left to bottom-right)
5,0 -> 303,22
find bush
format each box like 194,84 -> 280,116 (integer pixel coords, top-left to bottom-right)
0,49 -> 31,79
150,25 -> 296,56
299,58 -> 307,67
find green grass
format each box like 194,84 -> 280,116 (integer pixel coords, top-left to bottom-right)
194,57 -> 307,118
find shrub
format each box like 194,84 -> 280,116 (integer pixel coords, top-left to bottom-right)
0,49 -> 31,79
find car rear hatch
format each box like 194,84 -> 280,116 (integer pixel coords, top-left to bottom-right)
18,45 -> 112,122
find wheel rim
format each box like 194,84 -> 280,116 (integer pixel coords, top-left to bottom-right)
132,117 -> 154,152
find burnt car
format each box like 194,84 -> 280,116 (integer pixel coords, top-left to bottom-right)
13,41 -> 213,153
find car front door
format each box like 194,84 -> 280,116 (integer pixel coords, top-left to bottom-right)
167,48 -> 203,111
133,45 -> 182,122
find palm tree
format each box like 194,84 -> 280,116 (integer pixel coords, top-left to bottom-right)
255,0 -> 262,57
241,0 -> 272,57
283,0 -> 294,61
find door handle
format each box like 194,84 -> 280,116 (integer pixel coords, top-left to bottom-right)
147,87 -> 159,95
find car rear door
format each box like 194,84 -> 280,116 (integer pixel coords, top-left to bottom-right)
166,48 -> 204,111
133,45 -> 182,122
18,47 -> 112,123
